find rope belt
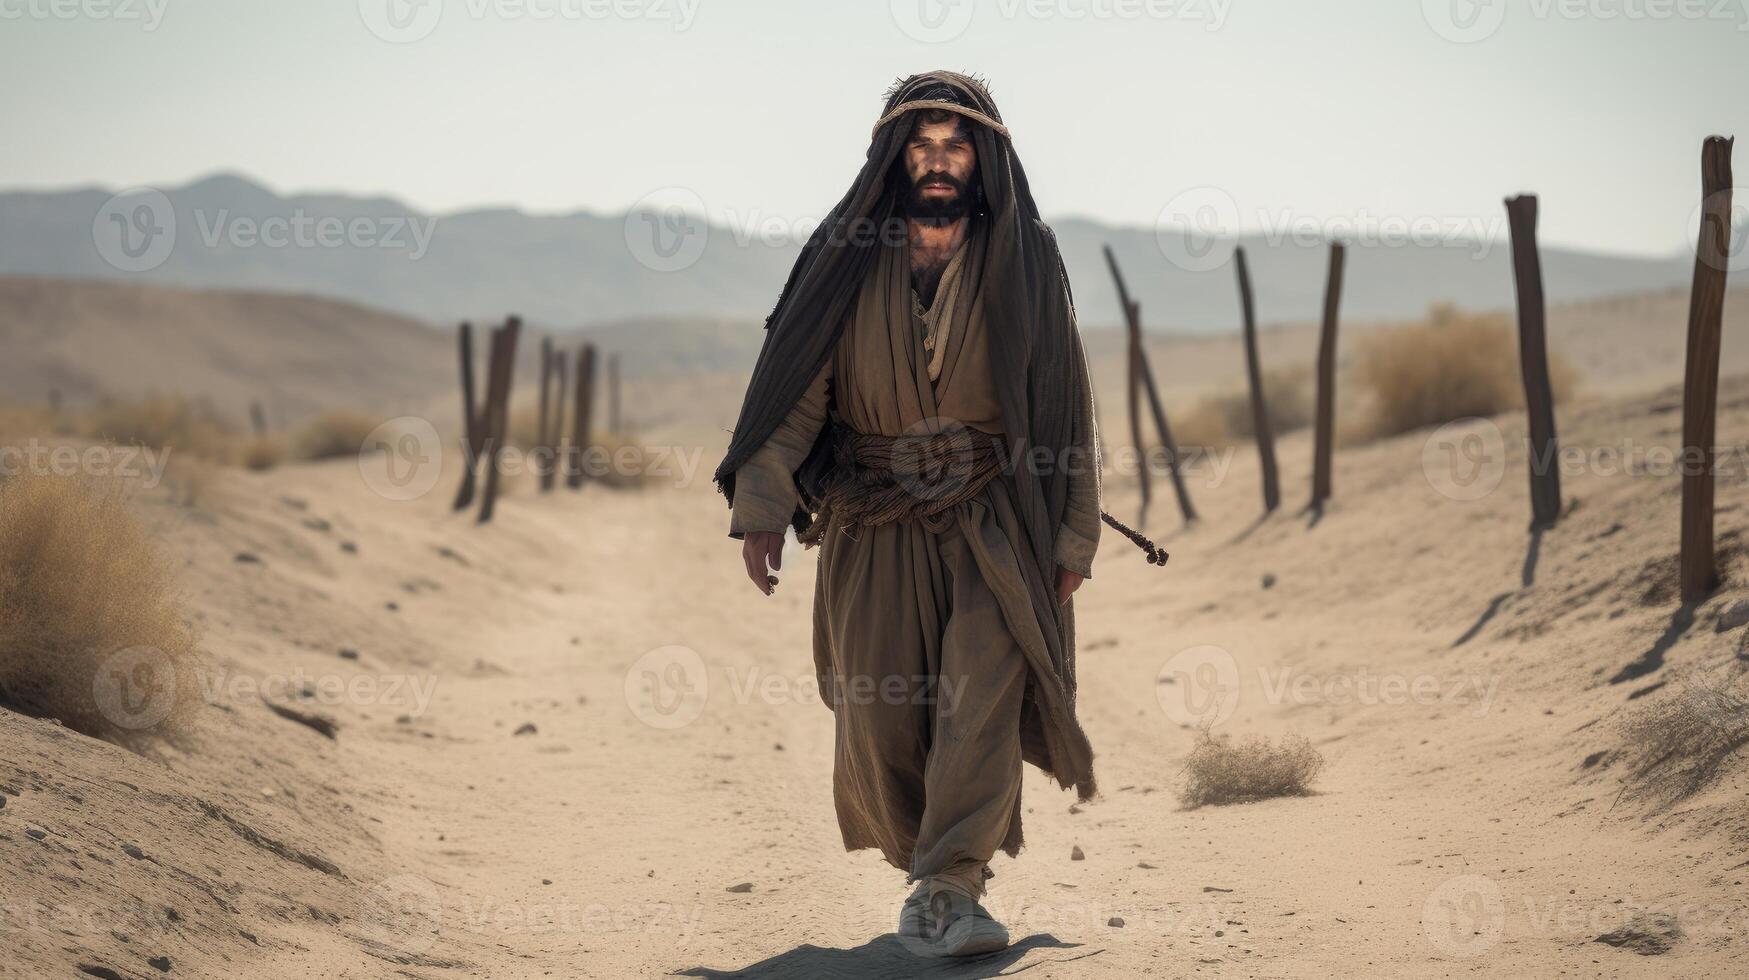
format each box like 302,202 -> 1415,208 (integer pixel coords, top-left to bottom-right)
797,423 -> 1168,567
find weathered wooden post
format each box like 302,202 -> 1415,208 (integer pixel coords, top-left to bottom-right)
546,355 -> 568,493
477,316 -> 522,524
537,336 -> 554,490
1310,242 -> 1346,510
1680,135 -> 1736,604
452,321 -> 483,511
608,353 -> 622,434
567,343 -> 597,489
1103,246 -> 1196,525
1505,195 -> 1561,530
1234,246 -> 1280,513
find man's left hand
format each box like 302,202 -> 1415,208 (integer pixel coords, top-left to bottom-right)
1056,566 -> 1084,605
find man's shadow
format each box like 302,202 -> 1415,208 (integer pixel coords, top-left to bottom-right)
674,933 -> 1094,979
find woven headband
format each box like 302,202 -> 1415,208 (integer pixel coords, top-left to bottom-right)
871,99 -> 1010,140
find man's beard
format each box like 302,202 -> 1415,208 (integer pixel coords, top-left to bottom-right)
904,171 -> 975,226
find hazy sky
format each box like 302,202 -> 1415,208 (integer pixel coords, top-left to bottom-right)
3,0 -> 1744,256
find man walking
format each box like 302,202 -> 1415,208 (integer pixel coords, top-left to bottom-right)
716,71 -> 1104,957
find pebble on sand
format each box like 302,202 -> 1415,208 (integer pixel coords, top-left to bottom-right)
726,882 -> 754,893
1070,845 -> 1085,861
513,723 -> 538,736
1108,916 -> 1125,927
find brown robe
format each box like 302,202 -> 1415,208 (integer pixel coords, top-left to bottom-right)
731,223 -> 1101,900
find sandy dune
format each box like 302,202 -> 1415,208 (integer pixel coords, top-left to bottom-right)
5,282 -> 1749,977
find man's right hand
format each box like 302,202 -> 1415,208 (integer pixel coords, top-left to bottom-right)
742,531 -> 784,595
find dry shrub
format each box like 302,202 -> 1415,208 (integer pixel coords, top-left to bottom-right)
1174,366 -> 1314,450
0,474 -> 200,746
1354,303 -> 1578,440
240,436 -> 287,471
1179,727 -> 1325,808
83,395 -> 239,462
292,410 -> 382,461
1616,674 -> 1749,808
579,432 -> 662,490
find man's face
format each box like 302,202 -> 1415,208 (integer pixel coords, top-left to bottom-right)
903,114 -> 978,223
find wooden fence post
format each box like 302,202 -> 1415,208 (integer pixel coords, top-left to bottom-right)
547,354 -> 568,493
1310,242 -> 1345,510
1505,195 -> 1561,530
568,343 -> 597,489
477,316 -> 521,524
608,353 -> 622,434
452,321 -> 482,511
537,336 -> 554,491
1103,246 -> 1197,525
1680,135 -> 1736,604
1235,246 -> 1280,513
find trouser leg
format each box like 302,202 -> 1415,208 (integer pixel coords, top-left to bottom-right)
910,523 -> 1027,902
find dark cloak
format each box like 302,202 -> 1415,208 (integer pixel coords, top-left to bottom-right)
713,70 -> 1097,798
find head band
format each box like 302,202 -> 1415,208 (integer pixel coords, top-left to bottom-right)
871,99 -> 1010,140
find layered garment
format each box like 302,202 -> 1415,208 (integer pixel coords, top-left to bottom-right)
729,223 -> 1102,898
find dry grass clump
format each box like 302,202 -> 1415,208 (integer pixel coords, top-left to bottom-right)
239,436 -> 287,471
1353,303 -> 1578,440
1179,727 -> 1325,808
1175,366 -> 1314,450
0,474 -> 200,746
292,410 -> 383,461
1616,674 -> 1749,808
83,395 -> 240,462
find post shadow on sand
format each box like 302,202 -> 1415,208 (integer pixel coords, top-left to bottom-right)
1609,602 -> 1697,685
1452,526 -> 1547,648
674,933 -> 1094,979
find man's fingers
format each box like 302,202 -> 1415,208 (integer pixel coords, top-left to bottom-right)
768,542 -> 782,572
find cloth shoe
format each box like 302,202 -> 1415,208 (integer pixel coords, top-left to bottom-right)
929,891 -> 1009,957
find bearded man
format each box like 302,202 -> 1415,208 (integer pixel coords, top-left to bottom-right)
716,71 -> 1127,957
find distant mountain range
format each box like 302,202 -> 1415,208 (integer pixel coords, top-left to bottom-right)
0,172 -> 1700,332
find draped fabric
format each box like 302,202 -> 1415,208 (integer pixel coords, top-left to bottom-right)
714,70 -> 1101,799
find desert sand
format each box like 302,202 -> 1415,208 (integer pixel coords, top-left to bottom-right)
4,282 -> 1749,978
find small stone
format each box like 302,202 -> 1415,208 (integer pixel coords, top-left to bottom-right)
513,723 -> 538,736
235,552 -> 261,564
1108,916 -> 1125,927
25,826 -> 46,840
339,541 -> 358,554
148,955 -> 171,972
123,844 -> 147,860
1261,573 -> 1277,589
726,882 -> 754,893
542,879 -> 552,885
1596,913 -> 1682,955
385,602 -> 399,612
337,648 -> 359,661
1070,845 -> 1085,861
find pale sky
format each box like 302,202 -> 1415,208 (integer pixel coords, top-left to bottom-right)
2,0 -> 1745,256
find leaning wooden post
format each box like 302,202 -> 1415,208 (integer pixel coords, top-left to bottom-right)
1103,246 -> 1196,524
1234,246 -> 1280,513
1505,195 -> 1561,530
567,343 -> 597,489
1680,135 -> 1736,604
536,336 -> 554,490
1104,246 -> 1152,515
546,355 -> 568,493
477,316 -> 522,524
452,321 -> 483,511
1310,242 -> 1346,510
